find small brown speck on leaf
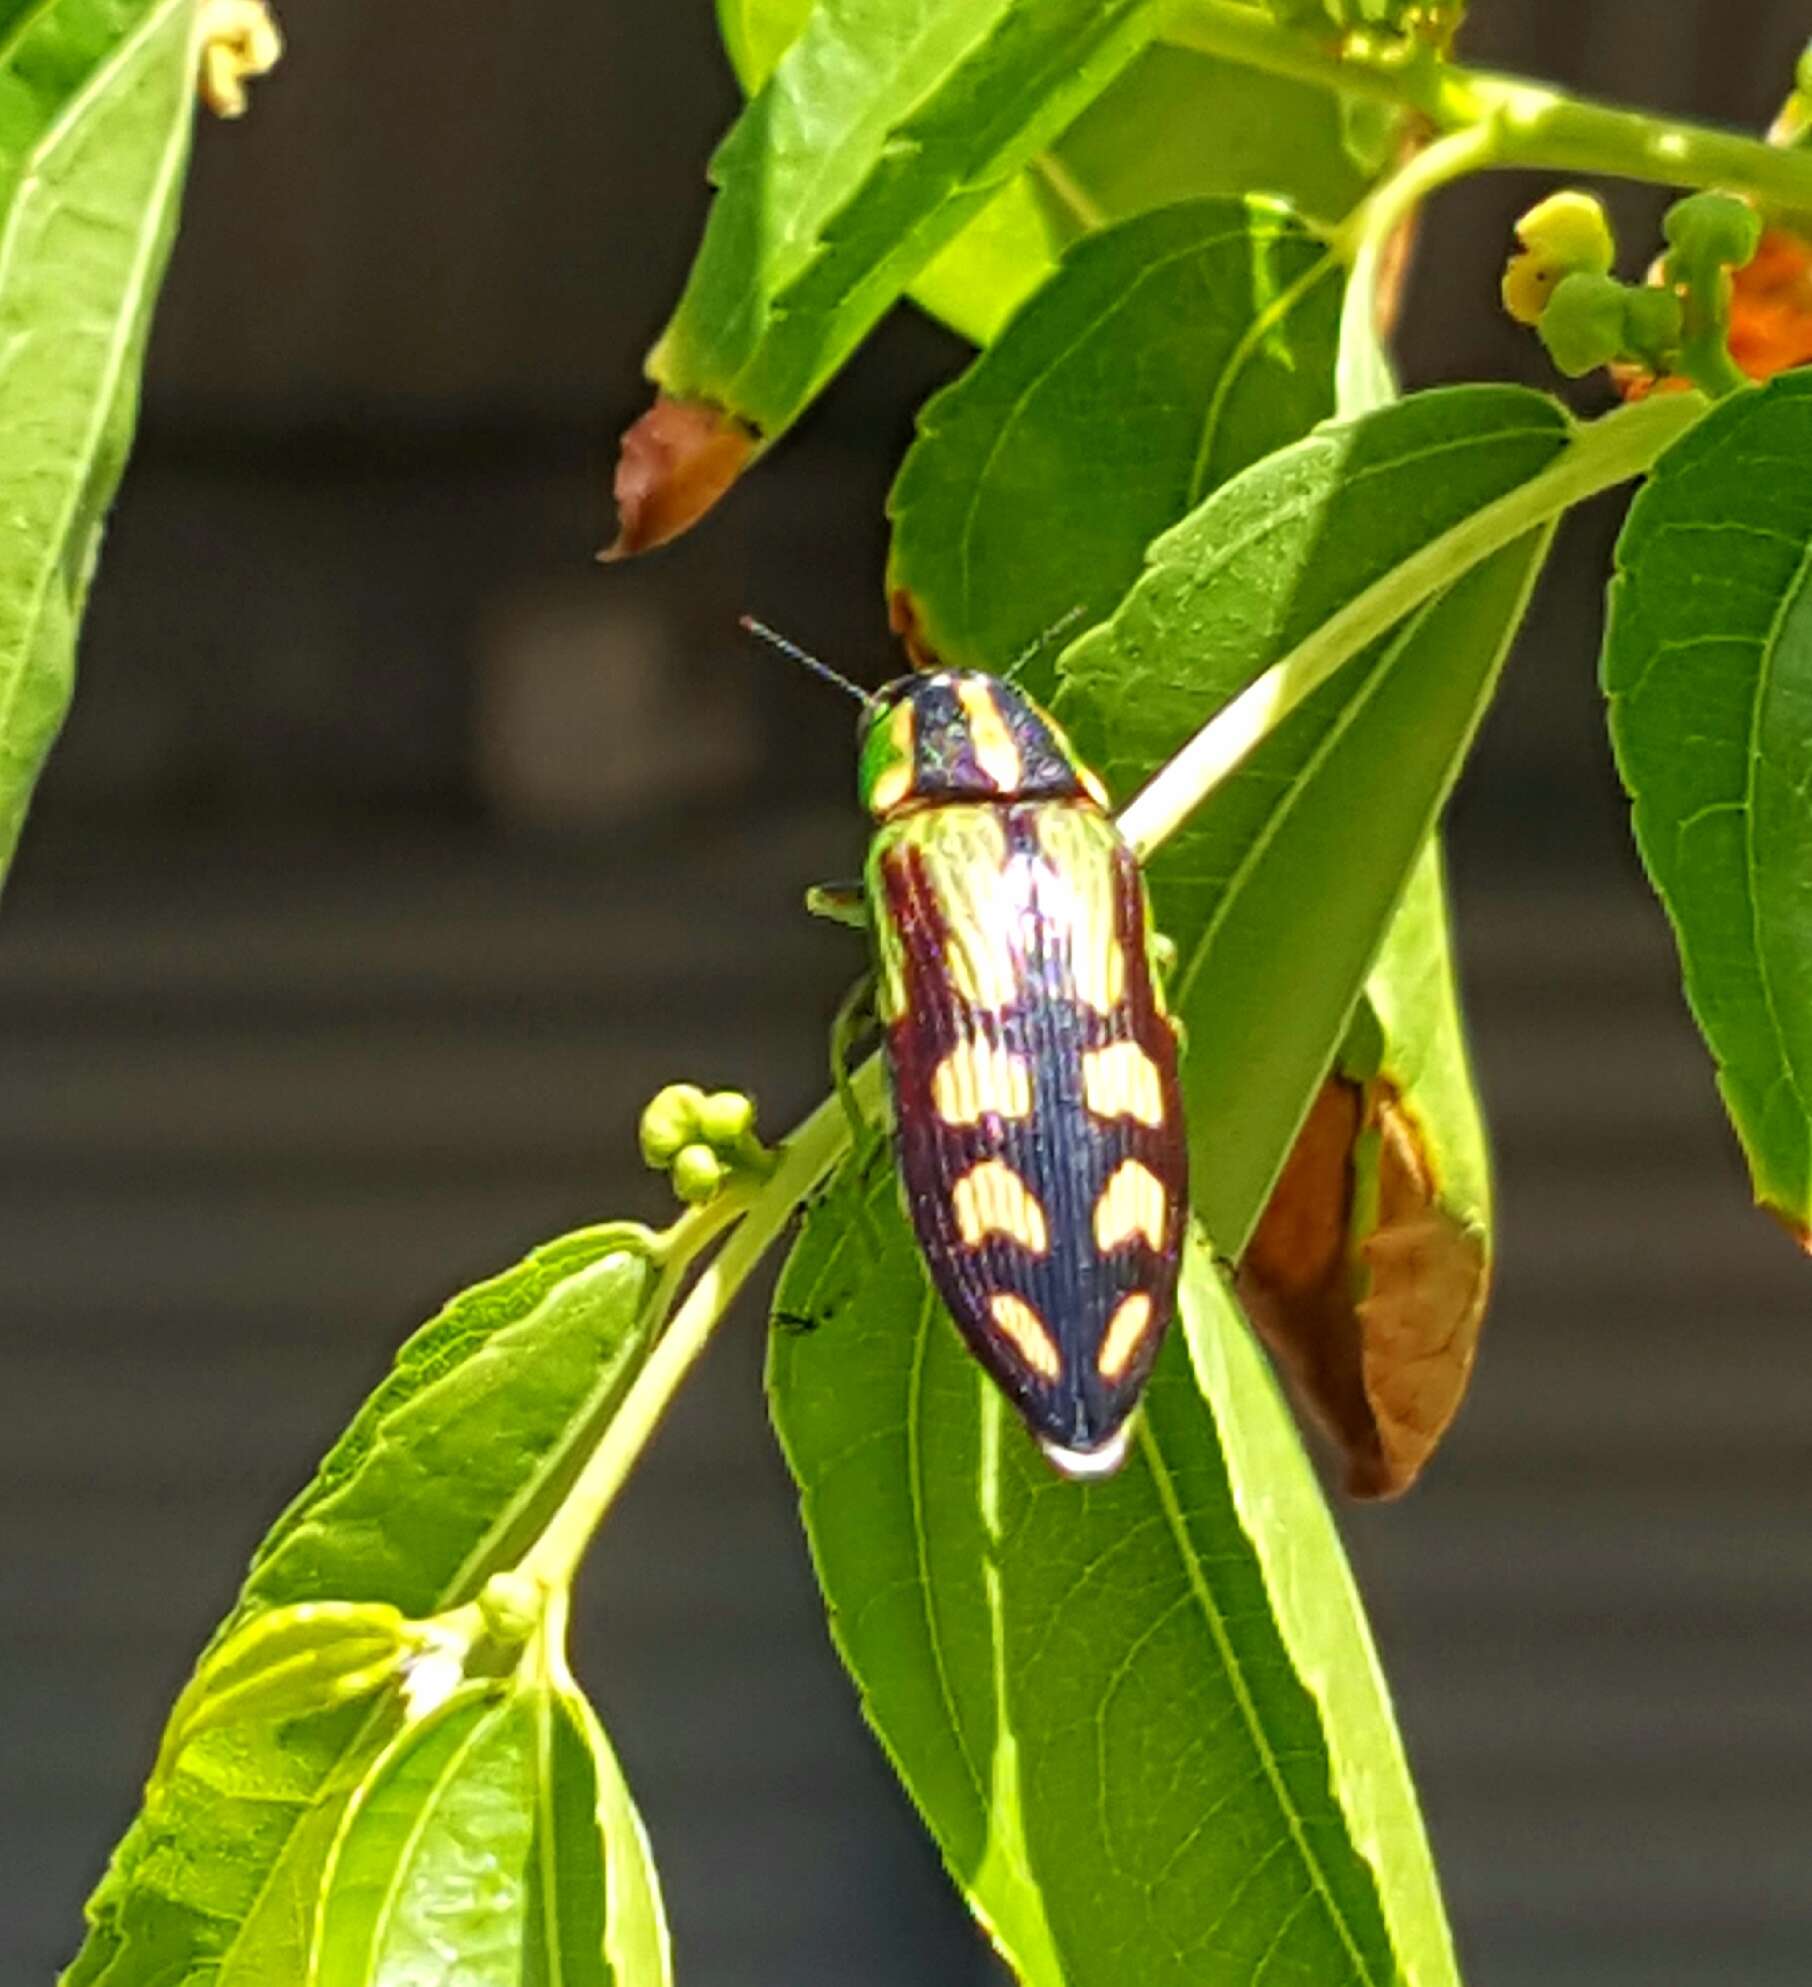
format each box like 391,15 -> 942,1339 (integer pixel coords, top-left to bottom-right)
1238,1076 -> 1489,1499
602,395 -> 756,559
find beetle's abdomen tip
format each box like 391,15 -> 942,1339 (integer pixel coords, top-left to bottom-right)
1039,1421 -> 1133,1482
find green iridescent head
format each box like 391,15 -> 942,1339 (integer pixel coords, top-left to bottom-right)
857,671 -> 1107,820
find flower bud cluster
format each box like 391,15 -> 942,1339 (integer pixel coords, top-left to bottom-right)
639,1083 -> 772,1205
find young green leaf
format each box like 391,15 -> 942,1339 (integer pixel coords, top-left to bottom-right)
62,1224 -> 662,1987
0,0 -> 201,889
768,1174 -> 1457,1986
152,1601 -> 414,1787
888,198 -> 1341,688
312,1653 -> 669,1987
1056,385 -> 1572,1253
1602,369 -> 1812,1243
620,0 -> 1178,548
717,0 -> 1382,349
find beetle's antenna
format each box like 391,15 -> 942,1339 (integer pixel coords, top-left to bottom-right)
739,615 -> 874,706
1004,602 -> 1089,682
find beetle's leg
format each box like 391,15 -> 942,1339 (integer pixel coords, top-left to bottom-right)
806,880 -> 867,930
829,974 -> 890,1251
829,973 -> 879,1151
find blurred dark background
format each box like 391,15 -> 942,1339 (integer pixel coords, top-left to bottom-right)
6,2 -> 1812,1980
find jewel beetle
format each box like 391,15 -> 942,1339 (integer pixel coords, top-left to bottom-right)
749,622 -> 1187,1479
857,668 -> 1186,1477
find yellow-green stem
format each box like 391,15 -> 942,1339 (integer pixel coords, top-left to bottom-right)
1167,1 -> 1812,213
517,1060 -> 884,1595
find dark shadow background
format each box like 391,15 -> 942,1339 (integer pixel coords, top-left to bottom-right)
6,2 -> 1812,1980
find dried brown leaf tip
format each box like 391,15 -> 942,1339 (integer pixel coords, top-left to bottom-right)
603,395 -> 756,559
887,588 -> 941,671
1238,1076 -> 1489,1499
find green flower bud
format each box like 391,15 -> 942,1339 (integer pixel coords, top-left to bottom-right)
1537,270 -> 1629,377
1621,284 -> 1684,367
477,1571 -> 543,1647
698,1088 -> 758,1151
671,1142 -> 728,1205
1503,191 -> 1615,325
640,1083 -> 707,1168
1517,190 -> 1616,272
1663,191 -> 1762,274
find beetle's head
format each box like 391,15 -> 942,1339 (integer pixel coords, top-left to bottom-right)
857,671 -> 1108,820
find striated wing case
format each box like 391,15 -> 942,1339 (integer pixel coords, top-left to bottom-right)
869,798 -> 1186,1468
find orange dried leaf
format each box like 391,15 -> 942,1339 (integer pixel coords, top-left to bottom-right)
1238,1076 -> 1489,1499
603,395 -> 756,559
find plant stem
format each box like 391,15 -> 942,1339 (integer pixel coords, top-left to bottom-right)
1115,388 -> 1706,862
1334,118 -> 1500,411
1167,1 -> 1812,212
516,1059 -> 883,1596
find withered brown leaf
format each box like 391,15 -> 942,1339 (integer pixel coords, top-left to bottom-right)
1238,1075 -> 1489,1499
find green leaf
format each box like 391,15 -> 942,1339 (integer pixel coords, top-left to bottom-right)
652,0 -> 1178,438
313,1643 -> 669,1987
1602,369 -> 1812,1241
889,197 -> 1341,689
1363,842 -> 1491,1235
62,1224 -> 662,1987
153,1602 -> 413,1788
715,0 -> 1378,349
768,1176 -> 1457,1985
0,0 -> 200,889
1056,384 -> 1569,1252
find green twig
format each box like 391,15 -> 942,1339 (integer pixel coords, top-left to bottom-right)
1166,1 -> 1812,212
516,1060 -> 884,1596
1114,389 -> 1706,862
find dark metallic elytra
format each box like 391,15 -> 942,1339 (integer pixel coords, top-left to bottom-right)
856,670 -> 1186,1477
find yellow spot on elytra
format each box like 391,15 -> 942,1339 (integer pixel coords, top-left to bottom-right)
952,1160 -> 1049,1254
990,1293 -> 1062,1379
1030,807 -> 1125,1013
958,680 -> 1022,793
1093,1159 -> 1167,1253
929,812 -> 1020,1011
1082,1042 -> 1165,1126
932,1040 -> 1032,1125
1096,1293 -> 1153,1381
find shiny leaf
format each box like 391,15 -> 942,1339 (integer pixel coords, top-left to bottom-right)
888,197 -> 1341,690
648,0 -> 1175,444
717,0 -> 1379,348
0,0 -> 200,887
62,1225 -> 662,1987
1602,368 -> 1812,1242
768,1175 -> 1457,1985
152,1602 -> 412,1787
312,1655 -> 668,1987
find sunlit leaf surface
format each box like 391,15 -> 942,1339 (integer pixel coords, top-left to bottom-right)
1603,369 -> 1812,1241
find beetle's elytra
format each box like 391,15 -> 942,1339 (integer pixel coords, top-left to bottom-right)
859,669 -> 1186,1478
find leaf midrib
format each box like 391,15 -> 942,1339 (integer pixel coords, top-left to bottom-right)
1137,1415 -> 1386,1987
1738,521 -> 1812,1195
